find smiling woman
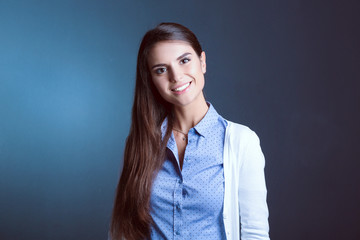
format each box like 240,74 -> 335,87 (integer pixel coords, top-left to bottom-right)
148,41 -> 206,108
148,40 -> 208,173
110,23 -> 270,240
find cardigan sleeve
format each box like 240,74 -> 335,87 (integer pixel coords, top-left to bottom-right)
238,130 -> 270,239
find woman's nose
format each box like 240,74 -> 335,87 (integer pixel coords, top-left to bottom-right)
169,66 -> 183,82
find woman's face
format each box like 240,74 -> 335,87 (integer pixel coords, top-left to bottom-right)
147,40 -> 206,108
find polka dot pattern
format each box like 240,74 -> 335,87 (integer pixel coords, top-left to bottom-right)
150,103 -> 227,239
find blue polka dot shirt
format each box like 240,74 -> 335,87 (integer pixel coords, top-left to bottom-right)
150,103 -> 228,239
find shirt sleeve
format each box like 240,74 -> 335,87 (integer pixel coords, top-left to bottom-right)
238,130 -> 270,239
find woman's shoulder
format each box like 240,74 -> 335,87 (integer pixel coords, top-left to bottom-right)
224,119 -> 262,154
223,119 -> 265,173
225,120 -> 259,139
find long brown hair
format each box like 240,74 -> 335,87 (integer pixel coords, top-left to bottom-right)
110,22 -> 203,240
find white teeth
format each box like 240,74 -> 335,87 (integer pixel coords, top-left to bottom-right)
173,82 -> 190,92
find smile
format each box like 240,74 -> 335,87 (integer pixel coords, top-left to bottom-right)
171,81 -> 191,92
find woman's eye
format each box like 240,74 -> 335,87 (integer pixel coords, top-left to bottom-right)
180,58 -> 190,64
155,68 -> 167,74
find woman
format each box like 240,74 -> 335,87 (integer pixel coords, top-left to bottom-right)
110,22 -> 270,240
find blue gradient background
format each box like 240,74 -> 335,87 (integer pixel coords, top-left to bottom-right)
1,0 -> 359,239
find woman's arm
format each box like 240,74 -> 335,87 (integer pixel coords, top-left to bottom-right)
238,130 -> 270,239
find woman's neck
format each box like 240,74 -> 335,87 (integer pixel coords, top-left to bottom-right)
172,93 -> 209,133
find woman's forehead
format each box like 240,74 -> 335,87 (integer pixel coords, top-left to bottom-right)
148,41 -> 195,62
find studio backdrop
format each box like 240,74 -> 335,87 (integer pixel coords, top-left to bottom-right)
1,0 -> 359,239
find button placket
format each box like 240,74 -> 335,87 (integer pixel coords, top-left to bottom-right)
174,178 -> 183,238
184,133 -> 195,163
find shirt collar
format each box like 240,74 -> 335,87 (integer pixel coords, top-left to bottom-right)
160,118 -> 176,151
193,102 -> 222,138
160,102 -> 224,139
160,117 -> 168,140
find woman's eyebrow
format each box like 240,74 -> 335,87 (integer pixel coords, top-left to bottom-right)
176,52 -> 191,60
151,52 -> 192,70
151,63 -> 166,69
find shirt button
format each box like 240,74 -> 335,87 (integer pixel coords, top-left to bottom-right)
182,189 -> 188,197
176,203 -> 181,211
175,230 -> 180,235
178,179 -> 182,184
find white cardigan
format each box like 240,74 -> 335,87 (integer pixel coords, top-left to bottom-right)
222,121 -> 270,240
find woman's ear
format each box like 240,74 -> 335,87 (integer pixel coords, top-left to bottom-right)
200,51 -> 206,74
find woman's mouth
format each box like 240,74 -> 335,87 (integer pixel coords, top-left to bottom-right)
171,81 -> 191,94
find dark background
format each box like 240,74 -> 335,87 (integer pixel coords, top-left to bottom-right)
1,0 -> 359,239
